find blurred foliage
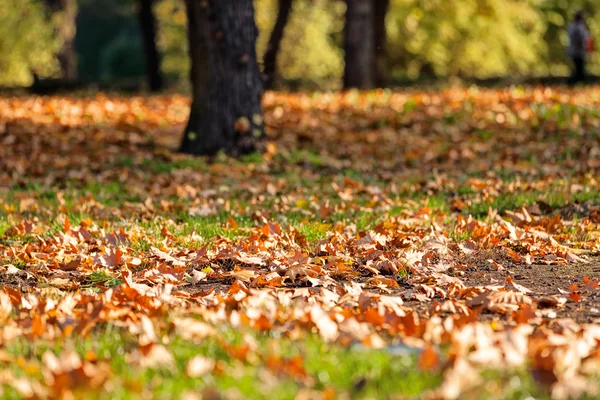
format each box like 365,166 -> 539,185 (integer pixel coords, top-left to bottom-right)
154,0 -> 344,87
152,0 -> 600,84
255,0 -> 344,86
540,0 -> 600,76
154,0 -> 189,82
2,0 -> 600,86
387,0 -> 547,79
0,0 -> 59,86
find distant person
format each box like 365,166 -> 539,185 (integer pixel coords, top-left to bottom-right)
567,10 -> 591,85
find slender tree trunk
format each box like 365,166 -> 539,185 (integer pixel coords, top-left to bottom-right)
46,0 -> 78,81
373,0 -> 389,87
180,0 -> 264,156
262,0 -> 293,90
138,0 -> 164,92
344,0 -> 375,89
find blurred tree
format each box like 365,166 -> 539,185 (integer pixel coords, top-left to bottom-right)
262,0 -> 293,90
154,0 -> 344,88
258,0 -> 343,87
4,0 -> 600,88
344,0 -> 375,88
0,0 -> 59,86
45,0 -> 78,81
138,0 -> 164,91
373,0 -> 390,86
180,0 -> 264,155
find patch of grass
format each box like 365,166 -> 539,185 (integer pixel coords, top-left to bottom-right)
83,271 -> 123,290
476,369 -> 550,400
239,152 -> 265,165
449,228 -> 473,242
468,192 -> 538,218
179,213 -> 255,241
0,218 -> 11,237
142,158 -> 207,174
3,257 -> 28,269
397,267 -> 410,280
467,188 -> 600,218
280,149 -> 325,168
2,324 -> 440,399
427,194 -> 450,214
475,129 -> 495,141
297,222 -> 331,242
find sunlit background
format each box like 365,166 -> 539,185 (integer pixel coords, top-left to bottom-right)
2,0 -> 600,88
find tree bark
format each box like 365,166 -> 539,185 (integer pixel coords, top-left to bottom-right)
138,0 -> 164,92
344,0 -> 375,89
373,0 -> 389,87
46,0 -> 78,81
179,0 -> 264,156
262,0 -> 293,90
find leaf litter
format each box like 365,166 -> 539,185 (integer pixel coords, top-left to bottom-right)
1,87 -> 600,398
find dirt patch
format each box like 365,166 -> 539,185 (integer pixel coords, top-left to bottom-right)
459,250 -> 600,323
0,269 -> 36,292
179,280 -> 232,296
179,252 -> 600,323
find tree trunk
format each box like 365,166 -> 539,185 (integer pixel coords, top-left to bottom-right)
262,0 -> 293,90
138,0 -> 164,92
344,0 -> 375,89
179,0 -> 264,156
46,0 -> 78,81
373,0 -> 389,87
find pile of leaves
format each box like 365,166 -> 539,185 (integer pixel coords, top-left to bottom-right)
1,87 -> 600,399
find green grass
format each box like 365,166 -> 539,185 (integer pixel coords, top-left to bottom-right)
83,271 -> 123,290
467,188 -> 600,218
278,149 -> 325,168
0,217 -> 11,237
3,322 -> 582,400
141,158 -> 208,174
1,324 -> 440,399
296,222 -> 331,242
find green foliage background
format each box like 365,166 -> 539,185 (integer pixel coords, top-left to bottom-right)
1,0 -> 600,86
0,0 -> 59,86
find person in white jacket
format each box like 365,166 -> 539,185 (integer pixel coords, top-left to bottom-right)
567,10 -> 590,84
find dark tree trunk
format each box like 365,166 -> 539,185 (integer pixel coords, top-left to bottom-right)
180,0 -> 264,156
262,0 -> 293,90
46,0 -> 78,81
344,0 -> 375,89
373,0 -> 389,87
138,0 -> 164,92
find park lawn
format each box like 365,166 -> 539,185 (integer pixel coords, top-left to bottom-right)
2,88 -> 600,398
1,323 -> 443,400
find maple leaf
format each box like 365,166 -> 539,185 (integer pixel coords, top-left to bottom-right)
468,290 -> 532,314
226,269 -> 257,283
0,291 -> 13,323
151,247 -> 186,266
310,305 -> 338,341
186,356 -> 215,378
95,247 -> 124,268
505,276 -> 533,294
128,344 -> 175,370
418,345 -> 439,371
173,318 -> 216,342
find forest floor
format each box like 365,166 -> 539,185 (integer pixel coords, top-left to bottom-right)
2,87 -> 600,399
